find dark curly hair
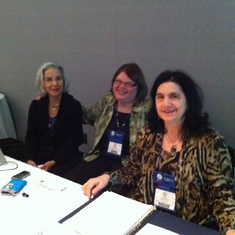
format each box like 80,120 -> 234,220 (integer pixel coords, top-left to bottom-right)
147,70 -> 210,140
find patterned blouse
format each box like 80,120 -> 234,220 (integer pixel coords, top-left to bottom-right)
111,126 -> 235,233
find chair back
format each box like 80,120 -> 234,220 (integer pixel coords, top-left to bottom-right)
228,146 -> 235,191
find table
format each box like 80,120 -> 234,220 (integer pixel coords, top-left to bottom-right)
0,156 -> 88,235
0,156 -> 221,235
0,93 -> 17,139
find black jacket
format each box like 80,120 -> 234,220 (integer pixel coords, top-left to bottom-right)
25,93 -> 84,165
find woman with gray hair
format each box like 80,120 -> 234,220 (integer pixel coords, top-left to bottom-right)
25,61 -> 84,177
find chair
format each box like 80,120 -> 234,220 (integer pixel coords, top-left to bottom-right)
228,146 -> 235,191
0,138 -> 26,162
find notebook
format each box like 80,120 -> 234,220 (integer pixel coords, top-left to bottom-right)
61,191 -> 156,235
0,148 -> 7,165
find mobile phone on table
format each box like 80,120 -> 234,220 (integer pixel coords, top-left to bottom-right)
11,170 -> 31,180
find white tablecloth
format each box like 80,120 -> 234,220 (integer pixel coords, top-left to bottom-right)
0,93 -> 17,139
0,156 -> 88,235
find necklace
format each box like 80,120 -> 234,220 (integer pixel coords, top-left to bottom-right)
116,111 -> 130,131
165,134 -> 180,156
49,104 -> 60,111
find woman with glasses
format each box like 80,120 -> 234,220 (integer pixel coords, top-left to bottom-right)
65,62 -> 151,184
25,61 -> 84,177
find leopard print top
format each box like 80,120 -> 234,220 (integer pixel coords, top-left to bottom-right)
111,126 -> 235,232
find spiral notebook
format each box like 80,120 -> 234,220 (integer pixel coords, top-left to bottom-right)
60,191 -> 156,235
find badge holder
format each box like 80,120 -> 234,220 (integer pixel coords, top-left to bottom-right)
107,130 -> 124,157
153,171 -> 176,213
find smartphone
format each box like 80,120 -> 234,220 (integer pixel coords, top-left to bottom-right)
11,170 -> 31,180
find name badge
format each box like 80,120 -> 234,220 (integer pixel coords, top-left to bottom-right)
107,130 -> 124,157
153,171 -> 176,212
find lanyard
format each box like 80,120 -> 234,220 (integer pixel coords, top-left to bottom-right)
153,136 -> 180,213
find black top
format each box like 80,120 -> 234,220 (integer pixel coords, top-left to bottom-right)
25,93 -> 84,165
99,109 -> 130,158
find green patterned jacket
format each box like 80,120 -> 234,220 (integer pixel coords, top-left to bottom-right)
83,92 -> 151,166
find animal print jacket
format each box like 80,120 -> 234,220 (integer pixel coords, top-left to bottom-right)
110,126 -> 235,233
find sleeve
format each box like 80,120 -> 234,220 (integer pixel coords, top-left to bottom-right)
110,128 -> 147,190
71,100 -> 84,146
204,133 -> 235,232
82,93 -> 113,126
25,100 -> 41,161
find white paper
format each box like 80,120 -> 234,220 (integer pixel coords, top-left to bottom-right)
136,223 -> 180,235
63,191 -> 155,235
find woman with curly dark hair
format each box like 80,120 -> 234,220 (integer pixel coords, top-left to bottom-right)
147,70 -> 210,139
83,70 -> 235,235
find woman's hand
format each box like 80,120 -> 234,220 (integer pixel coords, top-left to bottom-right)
82,174 -> 110,199
41,160 -> 56,171
26,159 -> 37,167
226,229 -> 235,235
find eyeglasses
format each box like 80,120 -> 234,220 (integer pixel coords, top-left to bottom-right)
44,76 -> 64,84
114,79 -> 137,88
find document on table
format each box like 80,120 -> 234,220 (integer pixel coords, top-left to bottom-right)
136,223 -> 180,235
62,191 -> 155,235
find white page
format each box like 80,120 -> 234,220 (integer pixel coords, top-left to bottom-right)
63,191 -> 155,235
136,223 -> 180,235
